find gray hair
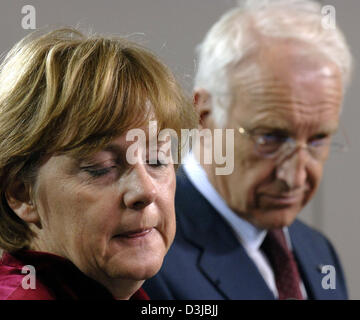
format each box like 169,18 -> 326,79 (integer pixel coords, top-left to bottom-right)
194,0 -> 353,127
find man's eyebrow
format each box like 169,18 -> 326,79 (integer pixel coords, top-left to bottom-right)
248,121 -> 292,132
249,113 -> 290,129
247,123 -> 339,136
316,126 -> 339,135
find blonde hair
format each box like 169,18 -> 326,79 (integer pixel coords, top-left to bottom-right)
0,27 -> 197,251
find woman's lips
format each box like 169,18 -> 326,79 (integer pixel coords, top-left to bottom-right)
115,228 -> 154,239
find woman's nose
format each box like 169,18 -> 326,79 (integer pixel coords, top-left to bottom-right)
123,164 -> 157,210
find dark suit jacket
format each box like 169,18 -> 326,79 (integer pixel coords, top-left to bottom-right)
144,168 -> 348,299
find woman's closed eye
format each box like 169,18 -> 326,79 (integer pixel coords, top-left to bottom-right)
79,157 -> 120,179
81,160 -> 168,178
81,165 -> 118,177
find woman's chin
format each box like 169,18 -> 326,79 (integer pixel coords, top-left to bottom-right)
103,250 -> 165,281
127,264 -> 162,281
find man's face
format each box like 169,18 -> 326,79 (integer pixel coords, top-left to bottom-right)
207,43 -> 343,229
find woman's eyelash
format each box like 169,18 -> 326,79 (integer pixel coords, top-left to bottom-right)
81,166 -> 116,177
80,156 -> 168,178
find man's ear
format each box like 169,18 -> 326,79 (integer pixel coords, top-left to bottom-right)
5,180 -> 40,224
193,89 -> 214,129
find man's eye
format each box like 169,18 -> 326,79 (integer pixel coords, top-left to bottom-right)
309,134 -> 330,147
257,133 -> 288,145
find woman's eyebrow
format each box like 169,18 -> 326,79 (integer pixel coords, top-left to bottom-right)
104,142 -> 129,155
103,136 -> 170,159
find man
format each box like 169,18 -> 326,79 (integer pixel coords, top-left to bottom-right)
144,0 -> 353,299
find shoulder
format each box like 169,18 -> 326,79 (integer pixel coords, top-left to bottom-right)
290,219 -> 346,277
290,219 -> 335,249
289,219 -> 348,298
0,252 -> 55,300
175,167 -> 220,229
5,284 -> 55,300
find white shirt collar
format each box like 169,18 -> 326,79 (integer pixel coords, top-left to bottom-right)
183,152 -> 266,251
182,152 -> 292,250
182,153 -> 304,298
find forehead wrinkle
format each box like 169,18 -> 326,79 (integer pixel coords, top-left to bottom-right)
235,71 -> 342,115
234,45 -> 343,103
251,98 -> 340,115
232,74 -> 270,98
248,104 -> 340,136
231,56 -> 342,135
234,74 -> 311,112
244,75 -> 340,103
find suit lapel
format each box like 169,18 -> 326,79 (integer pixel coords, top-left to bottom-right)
198,242 -> 275,300
177,169 -> 345,299
176,168 -> 274,300
289,221 -> 337,299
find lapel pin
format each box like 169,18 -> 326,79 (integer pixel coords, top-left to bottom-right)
317,264 -> 325,272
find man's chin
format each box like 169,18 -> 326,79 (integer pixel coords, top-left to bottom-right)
251,207 -> 300,230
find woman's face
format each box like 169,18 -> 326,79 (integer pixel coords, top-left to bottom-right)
30,128 -> 176,289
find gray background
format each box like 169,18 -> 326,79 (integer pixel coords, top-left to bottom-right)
0,0 -> 359,299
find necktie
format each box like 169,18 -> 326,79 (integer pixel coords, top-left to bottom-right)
261,228 -> 303,300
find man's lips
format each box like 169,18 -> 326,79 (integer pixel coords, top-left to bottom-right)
260,193 -> 304,205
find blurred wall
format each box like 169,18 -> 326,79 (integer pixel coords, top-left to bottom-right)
0,0 -> 359,299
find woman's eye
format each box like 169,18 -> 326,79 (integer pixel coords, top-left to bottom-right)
82,166 -> 116,177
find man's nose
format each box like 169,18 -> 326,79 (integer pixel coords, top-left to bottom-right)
276,147 -> 308,189
123,164 -> 157,210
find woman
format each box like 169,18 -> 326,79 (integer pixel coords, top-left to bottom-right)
0,28 -> 196,299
